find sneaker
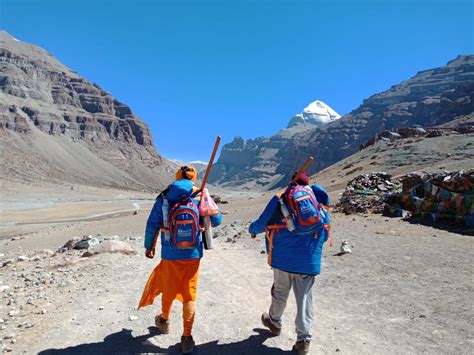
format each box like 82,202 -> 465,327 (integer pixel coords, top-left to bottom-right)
154,314 -> 169,334
261,313 -> 281,336
292,340 -> 311,354
181,335 -> 195,354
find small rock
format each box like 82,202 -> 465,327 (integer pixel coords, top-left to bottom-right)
82,240 -> 137,257
0,285 -> 11,293
225,237 -> 233,243
98,306 -> 104,310
75,237 -> 100,250
3,334 -> 15,340
17,256 -> 29,262
133,210 -> 138,215
260,250 -> 266,254
7,310 -> 19,317
128,315 -> 138,321
1,259 -> 14,268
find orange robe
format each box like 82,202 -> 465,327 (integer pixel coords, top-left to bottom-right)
138,259 -> 200,309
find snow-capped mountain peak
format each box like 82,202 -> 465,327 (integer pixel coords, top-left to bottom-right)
288,99 -> 341,128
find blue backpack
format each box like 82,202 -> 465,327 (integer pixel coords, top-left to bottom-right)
167,197 -> 201,249
285,185 -> 323,235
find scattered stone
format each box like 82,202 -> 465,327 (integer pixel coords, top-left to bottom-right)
260,250 -> 266,254
226,237 -> 233,243
98,306 -> 104,310
75,237 -> 100,250
211,194 -> 229,204
133,210 -> 139,215
58,238 -> 80,252
7,310 -> 19,317
103,235 -> 120,241
82,240 -> 137,257
17,256 -> 29,262
128,315 -> 138,321
3,334 -> 15,340
0,285 -> 10,293
2,259 -> 14,268
340,241 -> 352,254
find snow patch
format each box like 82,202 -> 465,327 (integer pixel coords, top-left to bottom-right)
288,99 -> 341,128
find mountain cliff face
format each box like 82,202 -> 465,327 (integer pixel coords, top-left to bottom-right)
0,31 -> 172,190
209,55 -> 474,190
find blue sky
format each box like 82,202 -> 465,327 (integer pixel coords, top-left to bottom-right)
1,0 -> 473,161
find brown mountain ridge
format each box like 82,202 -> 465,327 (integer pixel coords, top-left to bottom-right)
0,31 -> 172,191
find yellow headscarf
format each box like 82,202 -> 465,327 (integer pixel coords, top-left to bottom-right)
176,166 -> 197,183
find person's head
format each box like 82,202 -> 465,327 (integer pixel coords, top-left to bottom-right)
176,166 -> 197,183
291,170 -> 309,186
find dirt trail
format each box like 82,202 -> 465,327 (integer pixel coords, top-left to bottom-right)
0,190 -> 472,354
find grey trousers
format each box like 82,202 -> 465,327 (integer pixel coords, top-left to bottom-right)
268,268 -> 315,342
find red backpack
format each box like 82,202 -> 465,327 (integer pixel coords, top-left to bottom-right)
284,185 -> 323,234
167,197 -> 201,249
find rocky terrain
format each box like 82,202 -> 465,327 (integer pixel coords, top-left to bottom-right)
0,31 -> 173,191
209,55 -> 474,190
0,190 -> 472,354
309,132 -> 474,196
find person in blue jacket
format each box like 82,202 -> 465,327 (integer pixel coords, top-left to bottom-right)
138,166 -> 222,354
249,170 -> 331,355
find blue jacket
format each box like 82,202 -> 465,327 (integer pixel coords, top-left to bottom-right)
144,179 -> 223,260
249,184 -> 330,275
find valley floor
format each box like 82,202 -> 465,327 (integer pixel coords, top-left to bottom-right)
0,187 -> 472,354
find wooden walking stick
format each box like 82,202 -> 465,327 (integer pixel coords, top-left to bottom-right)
292,156 -> 314,182
194,136 -> 221,250
193,136 -> 221,196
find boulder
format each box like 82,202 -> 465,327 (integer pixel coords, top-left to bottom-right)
82,241 -> 137,257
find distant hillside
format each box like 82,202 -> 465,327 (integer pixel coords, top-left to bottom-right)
310,132 -> 474,200
209,55 -> 474,190
0,31 -> 173,191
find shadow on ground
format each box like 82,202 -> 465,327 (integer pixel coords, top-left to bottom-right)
403,216 -> 474,236
38,327 -> 292,354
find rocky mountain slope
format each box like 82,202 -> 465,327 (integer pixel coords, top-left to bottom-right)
0,31 -> 172,191
209,55 -> 474,190
311,132 -> 474,196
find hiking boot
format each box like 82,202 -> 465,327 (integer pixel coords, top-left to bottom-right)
292,340 -> 311,354
181,335 -> 195,354
261,313 -> 281,336
154,314 -> 169,334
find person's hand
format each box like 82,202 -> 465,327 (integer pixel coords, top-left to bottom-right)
145,249 -> 155,259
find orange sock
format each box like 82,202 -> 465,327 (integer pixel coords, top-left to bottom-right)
162,296 -> 173,320
182,301 -> 196,336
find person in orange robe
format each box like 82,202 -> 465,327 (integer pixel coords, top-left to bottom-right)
138,166 -> 222,354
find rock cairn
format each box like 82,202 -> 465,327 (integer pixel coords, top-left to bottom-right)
334,172 -> 401,214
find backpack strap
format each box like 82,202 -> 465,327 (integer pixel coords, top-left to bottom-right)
264,225 -> 287,266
